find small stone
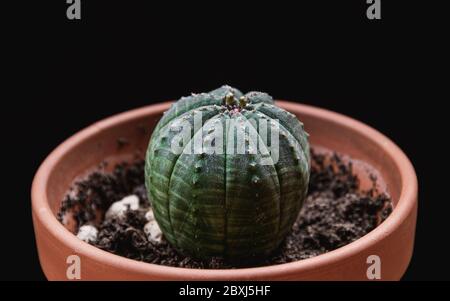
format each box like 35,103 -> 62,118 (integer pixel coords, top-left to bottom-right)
76,225 -> 98,243
144,220 -> 162,243
105,195 -> 139,219
145,209 -> 155,222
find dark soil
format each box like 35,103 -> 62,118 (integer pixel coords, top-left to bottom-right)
58,150 -> 392,268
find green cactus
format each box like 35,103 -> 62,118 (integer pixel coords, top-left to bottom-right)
145,86 -> 310,261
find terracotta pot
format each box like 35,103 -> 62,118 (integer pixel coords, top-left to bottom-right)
31,101 -> 418,280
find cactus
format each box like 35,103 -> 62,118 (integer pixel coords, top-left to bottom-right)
145,86 -> 310,260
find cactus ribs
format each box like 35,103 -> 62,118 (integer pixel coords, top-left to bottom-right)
58,149 -> 392,268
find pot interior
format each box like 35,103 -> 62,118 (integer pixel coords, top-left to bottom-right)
45,103 -> 399,232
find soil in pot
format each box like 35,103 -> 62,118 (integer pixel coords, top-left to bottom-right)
57,149 -> 393,268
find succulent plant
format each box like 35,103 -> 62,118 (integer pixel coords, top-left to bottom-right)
145,86 -> 310,260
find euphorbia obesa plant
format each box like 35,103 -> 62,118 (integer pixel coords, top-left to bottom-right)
145,86 -> 310,260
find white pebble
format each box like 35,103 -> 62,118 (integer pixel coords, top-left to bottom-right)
105,195 -> 139,219
76,225 -> 98,243
144,220 -> 162,243
145,209 -> 155,221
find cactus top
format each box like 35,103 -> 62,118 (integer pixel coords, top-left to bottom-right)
145,86 -> 310,260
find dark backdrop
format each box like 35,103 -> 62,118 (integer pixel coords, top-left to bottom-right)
4,1 -> 446,280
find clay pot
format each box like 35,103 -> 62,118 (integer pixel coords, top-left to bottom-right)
31,101 -> 418,280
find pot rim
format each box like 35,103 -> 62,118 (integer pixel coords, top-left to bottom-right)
31,101 -> 418,280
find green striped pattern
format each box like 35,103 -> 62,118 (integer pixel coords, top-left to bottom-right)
145,86 -> 310,260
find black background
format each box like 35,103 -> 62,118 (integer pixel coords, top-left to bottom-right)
3,1 -> 447,280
